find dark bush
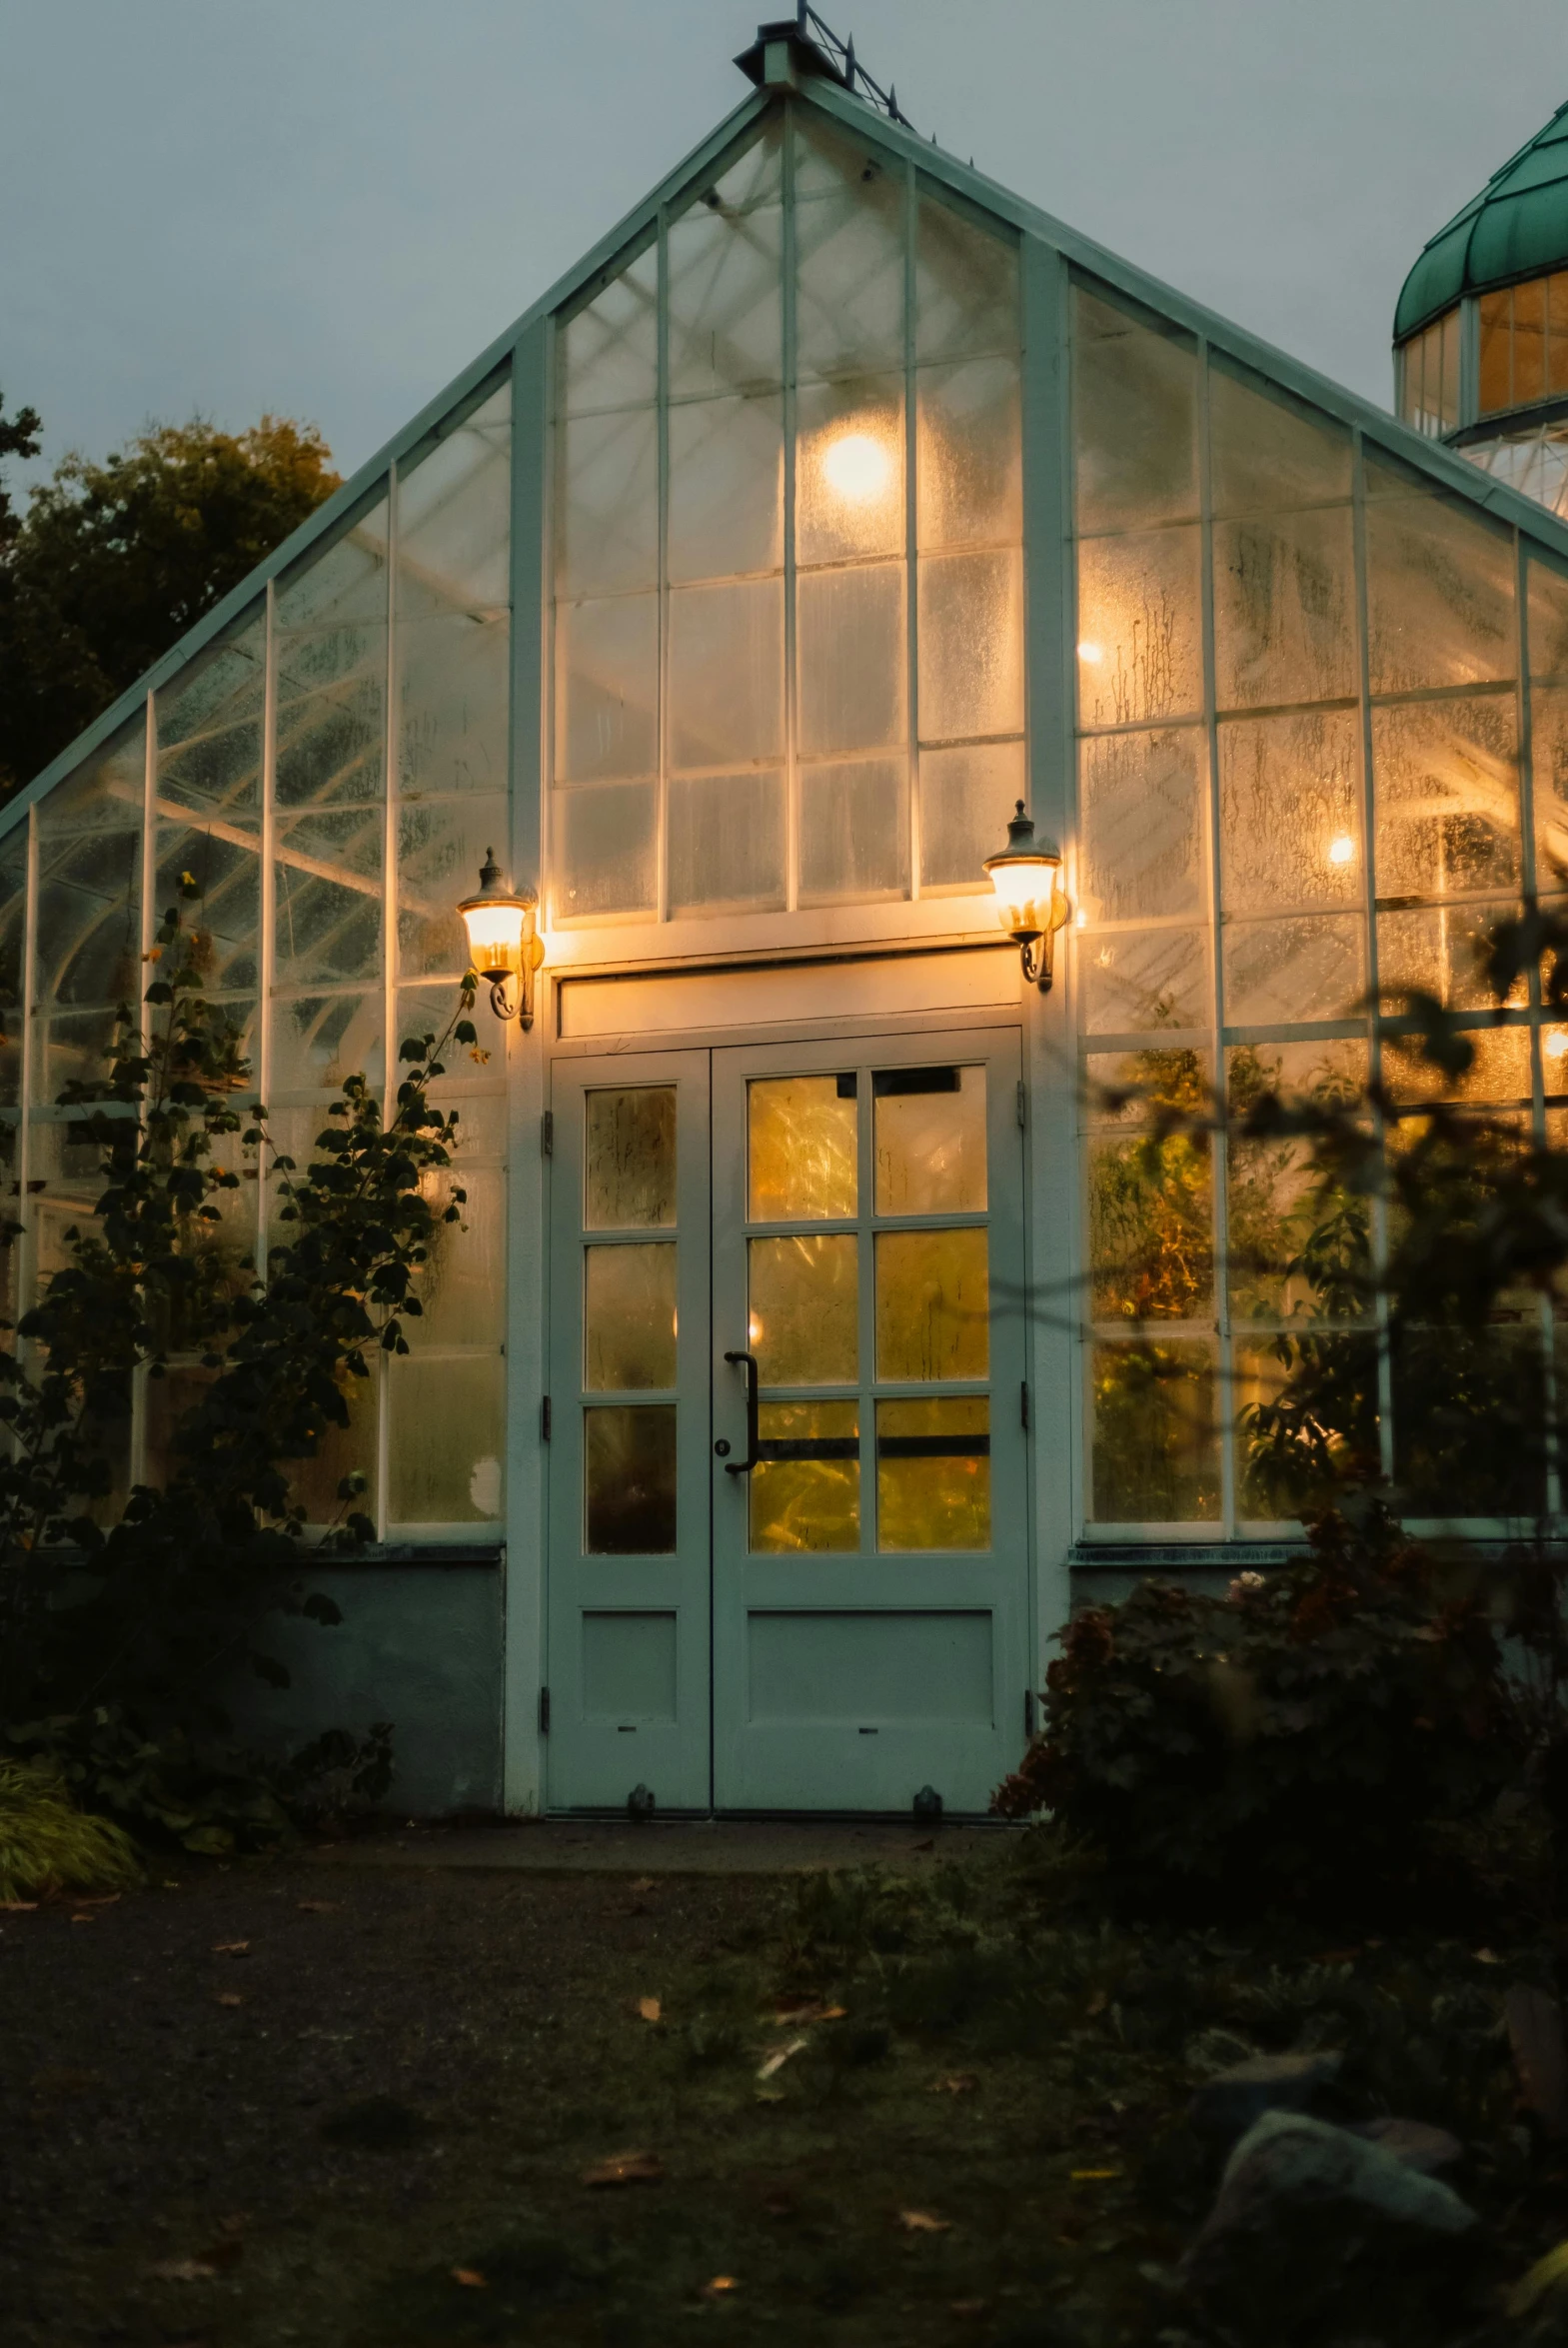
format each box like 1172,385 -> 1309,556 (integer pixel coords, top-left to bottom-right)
994,1500 -> 1521,1917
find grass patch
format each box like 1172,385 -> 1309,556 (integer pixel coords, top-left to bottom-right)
0,1759 -> 141,1902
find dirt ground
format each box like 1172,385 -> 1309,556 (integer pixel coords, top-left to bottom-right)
0,1846 -> 1097,2348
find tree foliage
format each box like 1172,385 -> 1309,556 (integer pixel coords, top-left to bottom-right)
0,413 -> 340,797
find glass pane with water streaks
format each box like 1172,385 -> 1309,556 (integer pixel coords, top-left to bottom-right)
667,170 -> 783,399
668,579 -> 784,772
275,624 -> 386,808
1207,362 -> 1352,516
1364,465 -> 1517,694
1376,901 -> 1525,1012
795,377 -> 904,566
558,408 -> 659,598
1213,507 -> 1355,710
749,1233 -> 858,1385
1225,1038 -> 1369,1325
918,549 -> 1023,744
798,757 -> 907,904
915,196 -> 1018,363
399,611 -> 510,799
1221,914 -> 1364,1027
751,1400 -> 859,1554
158,825 -> 261,998
748,1076 -> 857,1222
1089,1339 -> 1220,1522
397,381 -> 512,620
916,356 -> 1022,550
585,1242 -> 679,1391
875,1226 -> 989,1380
390,1352 -> 506,1525
34,831 -> 141,1008
919,741 -> 1025,895
1072,287 -> 1198,533
1371,695 -> 1520,902
555,596 -> 659,786
554,783 -> 658,922
667,773 -> 785,917
156,605 -> 266,823
793,114 -> 905,380
397,794 -> 510,980
584,1404 -> 677,1553
668,393 -> 784,583
1075,530 -> 1203,726
1218,711 -> 1361,916
277,504 -> 389,634
874,1066 -> 987,1216
37,716 -> 146,836
274,808 -> 383,988
1085,1049 -> 1213,1319
585,1088 -> 677,1230
1080,926 -> 1210,1035
408,1163 -> 506,1348
1079,729 -> 1205,925
270,993 -> 385,1093
796,569 -> 906,758
561,246 -> 659,414
876,1397 -> 990,1552
1533,682 -> 1568,884
1529,558 -> 1568,681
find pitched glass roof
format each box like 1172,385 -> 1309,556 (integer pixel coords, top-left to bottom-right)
1395,100 -> 1568,341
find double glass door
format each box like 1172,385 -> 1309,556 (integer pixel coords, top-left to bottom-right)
545,1028 -> 1028,1813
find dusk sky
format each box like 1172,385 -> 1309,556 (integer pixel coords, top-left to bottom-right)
3,0 -> 1565,491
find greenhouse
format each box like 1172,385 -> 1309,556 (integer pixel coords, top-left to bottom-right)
7,11 -> 1568,1816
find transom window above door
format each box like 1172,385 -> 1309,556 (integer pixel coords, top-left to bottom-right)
549,106 -> 1025,933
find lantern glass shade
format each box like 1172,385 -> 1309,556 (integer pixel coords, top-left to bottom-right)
985,852 -> 1059,942
459,896 -> 529,982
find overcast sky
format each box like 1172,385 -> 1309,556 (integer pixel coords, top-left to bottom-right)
2,0 -> 1565,491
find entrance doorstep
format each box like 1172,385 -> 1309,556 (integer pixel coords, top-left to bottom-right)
310,1817 -> 1014,1876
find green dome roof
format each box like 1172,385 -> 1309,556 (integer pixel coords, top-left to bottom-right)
1396,100 -> 1568,341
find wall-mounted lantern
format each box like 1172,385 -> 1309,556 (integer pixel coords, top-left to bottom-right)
982,801 -> 1070,992
458,850 -> 544,1027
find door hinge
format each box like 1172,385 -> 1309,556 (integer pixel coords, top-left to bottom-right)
1024,1690 -> 1036,1739
541,1394 -> 552,1441
1016,1080 -> 1027,1131
539,1685 -> 551,1734
1020,1378 -> 1029,1431
541,1109 -> 554,1157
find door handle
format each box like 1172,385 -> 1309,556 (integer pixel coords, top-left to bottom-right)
723,1349 -> 761,1474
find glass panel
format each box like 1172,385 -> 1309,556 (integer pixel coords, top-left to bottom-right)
874,1065 -> 987,1215
920,740 -> 1025,894
555,595 -> 659,783
407,1163 -> 506,1347
1370,694 -> 1519,902
748,1075 -> 856,1221
1365,470 -> 1516,693
585,1404 -> 677,1553
1516,277 -> 1547,407
1479,290 -> 1511,416
915,196 -> 1017,363
585,1242 -> 678,1390
1090,1338 -> 1219,1522
793,114 -> 904,379
270,993 -> 385,1092
157,825 -> 261,997
155,606 -> 266,823
562,245 -> 659,414
1207,364 -> 1352,515
274,808 -> 383,987
1381,1021 -> 1531,1107
554,783 -> 658,921
1219,710 -> 1361,914
1533,681 -> 1568,884
1225,1038 -> 1369,1323
751,1400 -> 859,1553
798,757 -> 907,903
290,1371 -> 377,1526
668,177 -> 783,399
398,611 -> 510,797
1222,913 -> 1364,1026
35,1003 -> 127,1099
34,831 -> 140,1008
1376,902 -> 1525,1012
668,393 -> 784,581
797,569 -> 905,757
875,1226 -> 989,1380
795,377 -> 904,565
1079,727 -> 1205,922
1075,529 -> 1203,725
876,1398 -> 990,1552
917,548 -> 1024,743
1551,273 -> 1568,398
1530,558 -> 1568,681
585,1088 -> 676,1229
397,382 -> 512,618
668,579 -> 784,770
274,622 -> 385,807
1072,286 -> 1198,532
389,1352 -> 505,1524
558,408 -> 658,596
667,772 -> 785,916
749,1233 -> 857,1383
1081,926 -> 1210,1034
916,356 -> 1022,551
37,717 -> 145,835
1085,1046 -> 1212,1317
1438,307 -> 1461,431
398,794 -> 509,979
1392,1327 -> 1544,1518
1213,507 -> 1356,709
1234,1332 -> 1382,1520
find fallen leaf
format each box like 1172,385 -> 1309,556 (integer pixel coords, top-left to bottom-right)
149,2258 -> 220,2282
297,1900 -> 341,1914
929,2073 -> 978,2096
769,2000 -> 844,2025
703,2276 -> 739,2298
757,2035 -> 809,2082
211,1941 -> 250,1957
451,2268 -> 488,2289
582,2149 -> 665,2187
1509,2239 -> 1568,2319
638,1996 -> 662,2023
69,1914 -> 96,1925
1071,2168 -> 1122,2182
1475,1947 -> 1503,1965
769,1993 -> 819,2017
897,2209 -> 952,2234
213,1993 -> 245,2009
76,1893 -> 121,1907
630,1876 -> 657,1894
0,1900 -> 37,1913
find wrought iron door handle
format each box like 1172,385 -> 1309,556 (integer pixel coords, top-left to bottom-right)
723,1349 -> 761,1473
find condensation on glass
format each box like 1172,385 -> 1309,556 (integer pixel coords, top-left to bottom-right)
581,1086 -> 681,1554
1071,270 -> 1560,1534
744,1062 -> 991,1555
5,370 -> 515,1541
549,108 -> 1024,927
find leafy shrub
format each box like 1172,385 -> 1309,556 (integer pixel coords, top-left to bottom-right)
994,1500 -> 1521,1917
0,1755 -> 142,1901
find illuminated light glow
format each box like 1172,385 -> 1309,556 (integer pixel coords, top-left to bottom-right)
1327,834 -> 1357,867
1076,641 -> 1104,664
1546,1031 -> 1568,1063
748,1315 -> 764,1344
820,430 -> 892,504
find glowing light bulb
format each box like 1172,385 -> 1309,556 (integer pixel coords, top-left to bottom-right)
1327,834 -> 1356,867
820,430 -> 891,504
748,1315 -> 763,1344
1076,641 -> 1104,664
1547,1031 -> 1568,1063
